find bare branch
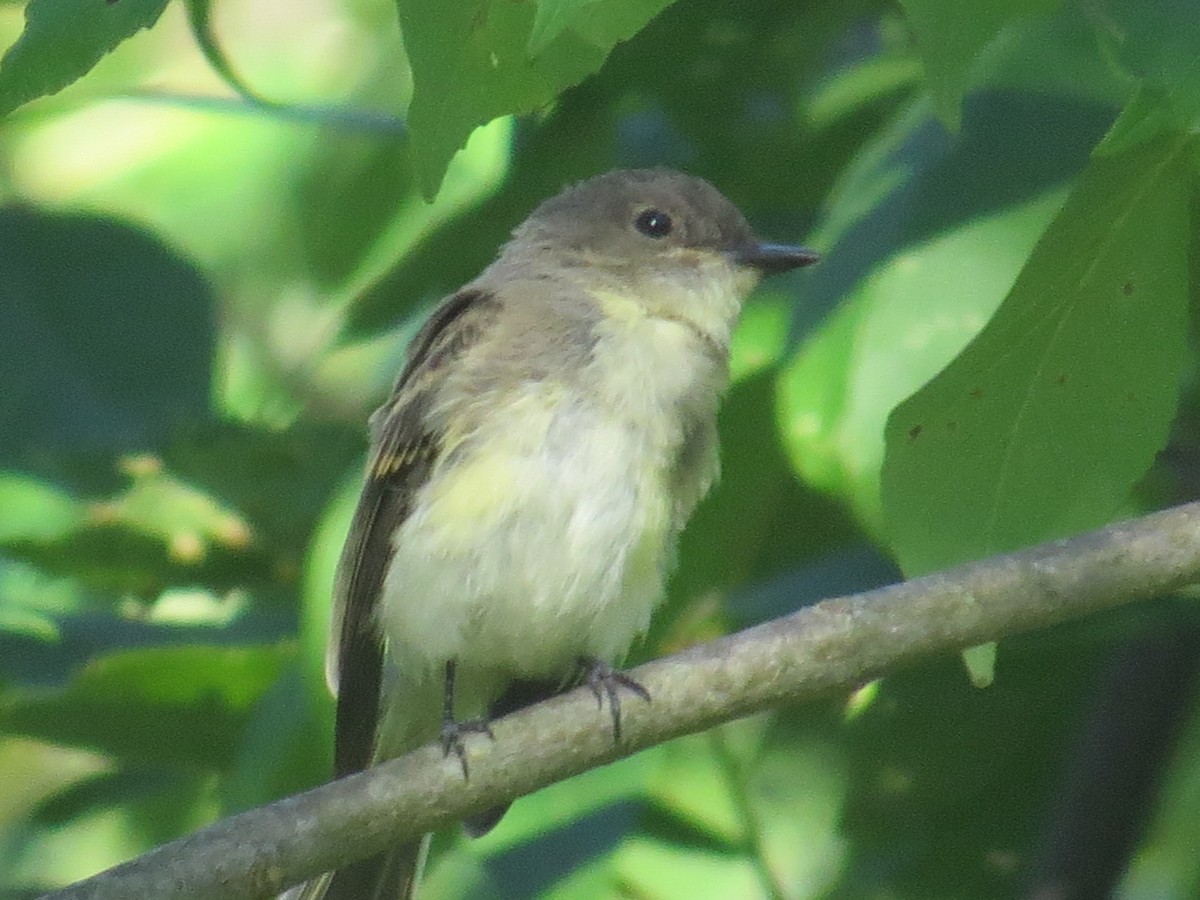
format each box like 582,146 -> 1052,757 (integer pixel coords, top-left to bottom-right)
46,501 -> 1200,900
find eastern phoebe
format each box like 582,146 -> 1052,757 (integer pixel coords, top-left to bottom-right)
292,169 -> 818,899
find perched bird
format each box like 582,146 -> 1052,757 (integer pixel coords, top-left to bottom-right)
292,169 -> 818,899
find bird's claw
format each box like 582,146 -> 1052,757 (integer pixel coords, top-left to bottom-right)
577,656 -> 651,743
440,716 -> 494,780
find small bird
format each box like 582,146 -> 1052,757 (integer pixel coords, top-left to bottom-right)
292,169 -> 817,899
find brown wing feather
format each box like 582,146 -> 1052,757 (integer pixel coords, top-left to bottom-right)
329,288 -> 499,778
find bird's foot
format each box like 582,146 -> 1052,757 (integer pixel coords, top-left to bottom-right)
440,716 -> 494,780
577,656 -> 651,743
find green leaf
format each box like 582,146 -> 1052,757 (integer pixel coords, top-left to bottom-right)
396,0 -> 674,197
182,0 -> 269,105
1124,671 -> 1200,896
423,757 -> 654,898
5,453 -> 264,600
747,731 -> 847,896
615,835 -> 759,899
882,134 -> 1193,576
657,369 -> 845,651
473,748 -> 657,852
528,0 -> 593,56
0,0 -> 171,116
646,732 -> 745,845
779,191 -> 1064,532
807,55 -> 924,133
527,0 -> 671,57
301,467 -> 360,719
0,558 -> 84,641
0,603 -> 60,643
10,765 -> 218,888
899,0 -> 1062,129
961,642 -> 997,689
0,643 -> 293,769
163,421 -> 363,563
93,456 -> 254,565
0,473 -> 83,544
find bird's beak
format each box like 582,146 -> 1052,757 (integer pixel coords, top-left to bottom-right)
731,242 -> 820,275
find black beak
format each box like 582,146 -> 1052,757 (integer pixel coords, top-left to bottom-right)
732,242 -> 820,275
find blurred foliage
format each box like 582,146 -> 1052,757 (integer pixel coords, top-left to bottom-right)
0,0 -> 1198,898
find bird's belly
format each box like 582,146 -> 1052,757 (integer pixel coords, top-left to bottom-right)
378,410 -> 675,685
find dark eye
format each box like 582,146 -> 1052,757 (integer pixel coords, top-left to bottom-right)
634,209 -> 673,238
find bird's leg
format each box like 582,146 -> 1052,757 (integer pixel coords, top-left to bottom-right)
439,659 -> 494,779
576,656 -> 651,743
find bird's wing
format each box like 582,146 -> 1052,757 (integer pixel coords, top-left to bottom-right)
328,287 -> 500,777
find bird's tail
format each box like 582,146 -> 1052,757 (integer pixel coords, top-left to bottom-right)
280,837 -> 429,900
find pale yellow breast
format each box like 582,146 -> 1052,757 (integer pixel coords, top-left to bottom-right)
378,284 -> 731,686
588,288 -> 727,515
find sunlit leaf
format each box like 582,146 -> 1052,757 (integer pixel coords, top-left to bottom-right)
0,0 -> 170,116
0,474 -> 83,543
614,835 -> 760,899
396,0 -> 674,197
749,734 -> 847,896
181,0 -> 267,104
94,455 -> 252,564
882,134 -> 1192,575
962,642 -> 997,688
0,559 -> 83,646
0,605 -> 60,643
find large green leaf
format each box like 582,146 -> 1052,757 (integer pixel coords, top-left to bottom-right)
882,133 -> 1193,576
0,0 -> 170,115
396,0 -> 674,197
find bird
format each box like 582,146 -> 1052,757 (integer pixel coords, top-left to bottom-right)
289,168 -> 818,899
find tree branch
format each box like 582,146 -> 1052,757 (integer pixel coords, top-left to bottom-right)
47,501 -> 1200,900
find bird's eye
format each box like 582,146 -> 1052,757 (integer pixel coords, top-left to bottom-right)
634,209 -> 673,238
